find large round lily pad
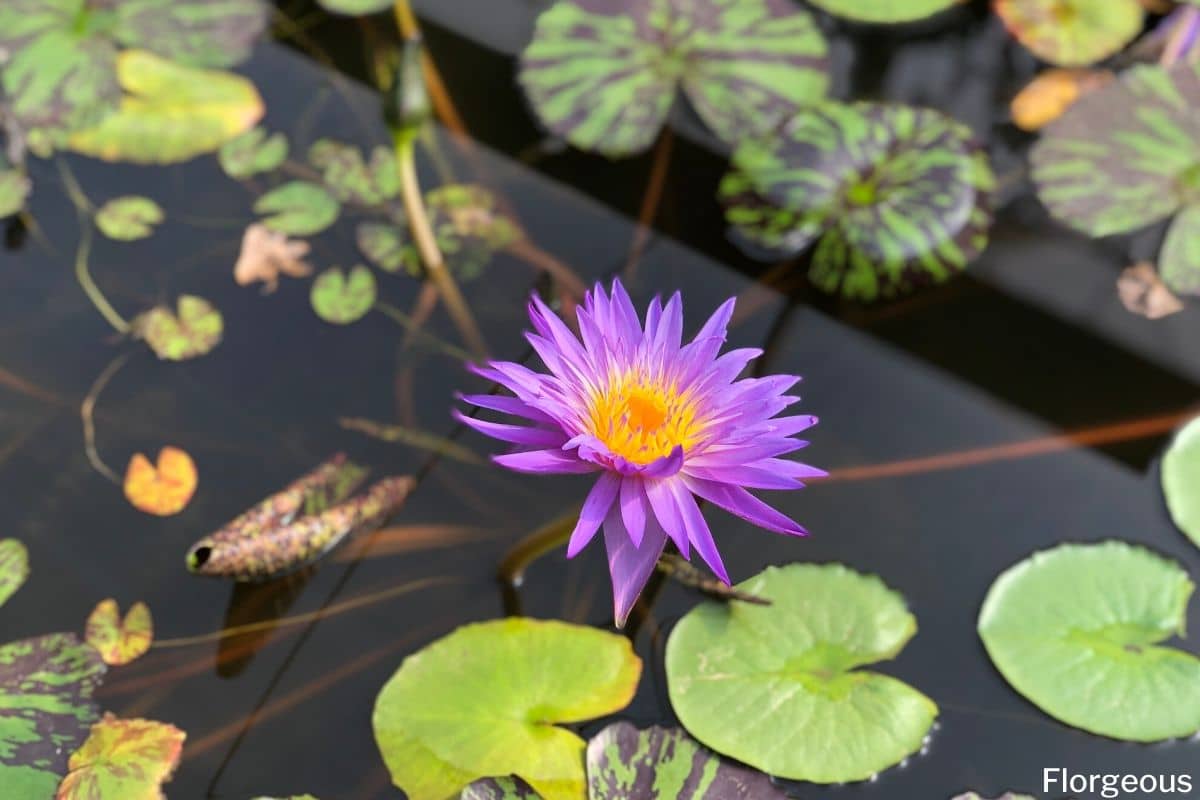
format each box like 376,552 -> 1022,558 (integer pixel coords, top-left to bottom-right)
995,0 -> 1143,67
805,0 -> 958,23
519,0 -> 829,156
372,618 -> 641,800
1032,61 -> 1200,238
721,101 -> 994,300
666,563 -> 937,784
1162,416 -> 1200,546
978,541 -> 1200,741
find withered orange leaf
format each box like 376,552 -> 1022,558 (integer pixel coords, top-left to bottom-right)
124,447 -> 197,516
85,599 -> 153,666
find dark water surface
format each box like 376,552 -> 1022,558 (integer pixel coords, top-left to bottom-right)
3,4 -> 1200,799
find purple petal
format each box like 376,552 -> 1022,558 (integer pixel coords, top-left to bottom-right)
493,449 -> 597,475
681,476 -> 807,537
619,477 -> 647,547
457,393 -> 556,424
667,479 -> 729,584
608,278 -> 644,342
567,473 -> 620,557
654,291 -> 683,354
604,503 -> 668,628
690,297 -> 735,347
637,445 -> 684,478
645,477 -> 690,558
453,410 -> 566,447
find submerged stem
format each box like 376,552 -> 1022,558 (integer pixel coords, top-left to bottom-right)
373,301 -> 473,361
74,222 -> 130,333
81,350 -> 134,484
498,507 -> 580,616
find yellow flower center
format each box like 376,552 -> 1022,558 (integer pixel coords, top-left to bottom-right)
587,370 -> 701,464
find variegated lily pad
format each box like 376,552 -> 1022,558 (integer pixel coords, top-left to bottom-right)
461,778 -> 541,800
519,0 -> 829,156
805,0 -> 959,23
219,127 -> 289,179
57,713 -> 185,799
95,195 -> 164,241
0,633 -> 106,797
310,266 -> 376,324
0,169 -> 32,218
357,222 -> 406,273
67,50 -> 264,164
1032,62 -> 1200,238
995,0 -> 1143,67
85,599 -> 153,666
588,723 -> 789,799
721,102 -> 994,300
307,139 -> 398,206
132,295 -> 223,361
0,539 -> 28,609
1161,204 -> 1200,295
111,0 -> 267,68
254,181 -> 340,236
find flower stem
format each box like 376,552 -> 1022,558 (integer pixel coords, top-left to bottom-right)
57,159 -> 130,333
373,301 -> 473,361
497,508 -> 580,616
81,350 -> 134,484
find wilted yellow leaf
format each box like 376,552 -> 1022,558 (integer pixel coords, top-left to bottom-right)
124,447 -> 197,516
85,600 -> 153,666
1011,68 -> 1112,131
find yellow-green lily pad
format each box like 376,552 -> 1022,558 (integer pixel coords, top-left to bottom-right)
995,0 -> 1143,67
131,295 -> 223,361
254,181 -> 340,236
310,266 -> 376,325
95,196 -> 164,241
57,713 -> 185,800
0,539 -> 28,609
219,127 -> 288,179
85,599 -> 153,666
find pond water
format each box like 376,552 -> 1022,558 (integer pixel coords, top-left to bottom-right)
4,1 -> 1200,798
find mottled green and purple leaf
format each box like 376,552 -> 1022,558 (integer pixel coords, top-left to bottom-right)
0,539 -> 29,609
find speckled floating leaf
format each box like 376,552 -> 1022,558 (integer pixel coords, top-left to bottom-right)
519,0 -> 829,156
407,185 -> 522,281
95,195 -> 164,241
132,295 -> 223,361
1160,204 -> 1200,296
111,0 -> 268,68
721,102 -> 994,301
0,539 -> 29,609
0,633 -> 106,798
666,563 -> 937,784
219,127 -> 288,179
0,0 -> 121,140
1031,61 -> 1200,238
372,618 -> 641,800
307,140 -> 397,205
978,541 -> 1200,741
310,266 -> 376,325
995,0 -> 1143,66
1162,416 -> 1200,546
315,0 -> 391,15
124,447 -> 198,516
85,599 -> 153,666
254,181 -> 340,236
67,50 -> 264,164
57,713 -> 185,800
0,169 -> 32,218
357,222 -> 406,272
587,722 -> 789,799
805,0 -> 959,22
461,778 -> 542,800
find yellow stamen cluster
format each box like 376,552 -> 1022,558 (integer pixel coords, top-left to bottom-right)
587,369 -> 701,464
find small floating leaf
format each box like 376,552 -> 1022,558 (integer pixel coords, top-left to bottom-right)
1010,68 -> 1111,131
123,447 -> 198,517
56,713 -> 185,800
806,0 -> 959,22
85,599 -> 153,666
587,722 -> 789,799
219,127 -> 289,179
1160,204 -> 1200,296
310,266 -> 376,325
666,563 -> 937,783
0,539 -> 29,609
254,181 -> 340,236
1032,62 -> 1200,237
461,778 -> 541,800
0,169 -> 32,218
234,224 -> 313,293
410,185 -> 522,281
372,618 -> 641,800
722,102 -> 993,300
996,0 -> 1143,66
1117,262 -> 1183,320
307,139 -> 396,205
0,633 -> 106,797
67,50 -> 263,164
132,295 -> 223,361
978,541 -> 1200,741
356,222 -> 406,272
519,0 -> 829,156
95,196 -> 164,241
315,0 -> 391,15
1163,417 -> 1200,545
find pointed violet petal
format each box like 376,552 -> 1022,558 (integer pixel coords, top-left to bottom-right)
493,449 -> 596,475
567,473 -> 620,557
668,479 -> 729,584
619,477 -> 647,547
645,477 -> 690,558
453,410 -> 566,448
637,445 -> 684,478
608,278 -> 644,342
682,476 -> 807,537
457,393 -> 556,424
604,504 -> 668,628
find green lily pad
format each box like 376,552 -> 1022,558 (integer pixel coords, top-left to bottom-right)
805,0 -> 959,23
307,139 -> 398,206
461,778 -> 541,800
995,0 -> 1143,67
1161,416 -> 1200,545
315,0 -> 390,15
1159,204 -> 1200,296
310,266 -> 376,325
357,222 -> 406,273
407,185 -> 522,281
67,49 -> 264,164
219,127 -> 289,179
588,722 -> 789,799
95,195 -> 164,241
721,102 -> 994,300
0,169 -> 32,218
0,539 -> 28,609
111,0 -> 267,68
666,563 -> 937,784
57,713 -> 185,799
1031,61 -> 1200,238
519,0 -> 829,156
372,617 -> 642,800
978,541 -> 1200,741
254,181 -> 340,236
132,295 -> 223,361
0,633 -> 106,797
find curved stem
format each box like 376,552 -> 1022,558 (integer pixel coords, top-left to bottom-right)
74,222 -> 130,333
395,132 -> 489,362
497,507 -> 580,616
373,301 -> 472,361
81,350 -> 134,484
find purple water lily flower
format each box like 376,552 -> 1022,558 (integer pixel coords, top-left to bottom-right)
456,279 -> 823,626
